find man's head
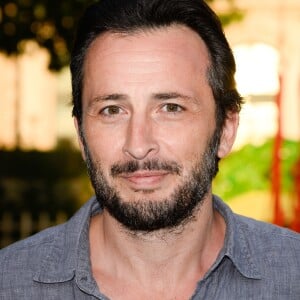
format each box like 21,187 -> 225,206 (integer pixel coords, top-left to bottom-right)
71,0 -> 242,128
71,0 -> 241,232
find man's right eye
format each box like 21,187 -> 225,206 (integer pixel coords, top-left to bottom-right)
100,106 -> 122,116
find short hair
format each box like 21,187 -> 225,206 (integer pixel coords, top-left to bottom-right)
71,0 -> 242,130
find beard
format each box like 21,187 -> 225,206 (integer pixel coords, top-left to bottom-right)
81,129 -> 220,233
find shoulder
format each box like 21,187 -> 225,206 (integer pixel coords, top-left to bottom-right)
231,213 -> 300,297
0,197 -> 98,296
235,213 -> 300,245
215,194 -> 300,289
0,223 -> 67,298
214,195 -> 300,253
0,223 -> 65,275
0,196 -> 97,267
0,221 -> 64,256
234,213 -> 300,273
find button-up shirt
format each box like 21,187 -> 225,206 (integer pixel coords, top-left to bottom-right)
1,195 -> 300,299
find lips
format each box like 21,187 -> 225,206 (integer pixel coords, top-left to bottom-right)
120,171 -> 169,188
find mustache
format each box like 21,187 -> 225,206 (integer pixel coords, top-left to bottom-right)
110,159 -> 182,177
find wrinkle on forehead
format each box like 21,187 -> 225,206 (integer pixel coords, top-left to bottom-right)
84,24 -> 210,72
82,24 -> 214,108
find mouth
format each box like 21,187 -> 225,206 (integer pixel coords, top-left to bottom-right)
119,171 -> 169,189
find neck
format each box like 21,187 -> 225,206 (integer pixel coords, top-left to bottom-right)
89,193 -> 226,294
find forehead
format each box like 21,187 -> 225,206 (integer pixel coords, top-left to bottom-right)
84,24 -> 211,75
81,25 -> 214,108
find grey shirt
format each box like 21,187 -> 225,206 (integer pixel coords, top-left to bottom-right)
0,195 -> 299,299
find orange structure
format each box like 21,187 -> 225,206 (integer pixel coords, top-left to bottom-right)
290,159 -> 300,232
272,75 -> 285,226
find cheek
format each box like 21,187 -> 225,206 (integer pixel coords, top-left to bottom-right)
157,122 -> 209,161
84,122 -> 125,165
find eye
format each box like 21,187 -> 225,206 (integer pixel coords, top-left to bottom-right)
162,103 -> 184,113
100,105 -> 123,116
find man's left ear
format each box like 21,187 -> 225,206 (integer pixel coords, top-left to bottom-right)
217,112 -> 239,158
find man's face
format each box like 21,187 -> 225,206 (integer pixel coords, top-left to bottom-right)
77,25 -> 237,231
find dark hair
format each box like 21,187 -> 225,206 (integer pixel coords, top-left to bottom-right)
71,0 -> 242,130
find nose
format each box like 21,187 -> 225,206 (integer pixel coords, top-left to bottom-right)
122,114 -> 159,160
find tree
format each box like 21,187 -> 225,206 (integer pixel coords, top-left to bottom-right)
0,0 -> 94,70
0,0 -> 242,71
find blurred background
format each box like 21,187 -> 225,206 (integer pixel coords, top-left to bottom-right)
0,0 -> 299,248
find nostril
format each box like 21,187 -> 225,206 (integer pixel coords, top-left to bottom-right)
123,145 -> 158,161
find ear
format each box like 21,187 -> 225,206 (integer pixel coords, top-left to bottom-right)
217,112 -> 239,158
74,117 -> 86,161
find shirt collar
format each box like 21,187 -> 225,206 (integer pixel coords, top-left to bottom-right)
213,195 -> 262,280
33,195 -> 262,283
33,196 -> 100,284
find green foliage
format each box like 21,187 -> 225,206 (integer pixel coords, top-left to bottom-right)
213,139 -> 300,200
205,0 -> 243,26
0,0 -> 95,70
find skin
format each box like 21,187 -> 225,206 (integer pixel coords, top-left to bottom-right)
75,25 -> 239,300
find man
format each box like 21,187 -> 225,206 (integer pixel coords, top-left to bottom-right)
1,0 -> 299,299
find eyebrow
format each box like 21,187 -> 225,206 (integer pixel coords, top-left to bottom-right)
151,92 -> 194,102
91,93 -> 128,102
89,91 -> 194,106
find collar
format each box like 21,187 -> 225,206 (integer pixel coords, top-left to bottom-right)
33,196 -> 100,284
212,195 -> 262,280
32,195 -> 262,284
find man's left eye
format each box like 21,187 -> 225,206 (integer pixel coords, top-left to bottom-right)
162,103 -> 183,113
